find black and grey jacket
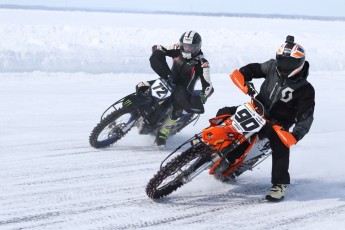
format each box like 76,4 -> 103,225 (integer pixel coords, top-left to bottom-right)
239,59 -> 315,141
149,44 -> 213,98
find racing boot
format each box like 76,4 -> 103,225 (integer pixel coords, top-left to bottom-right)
155,116 -> 178,147
265,184 -> 286,201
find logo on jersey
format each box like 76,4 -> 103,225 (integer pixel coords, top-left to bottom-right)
281,87 -> 294,102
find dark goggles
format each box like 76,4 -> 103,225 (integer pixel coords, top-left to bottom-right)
180,42 -> 201,54
276,55 -> 304,72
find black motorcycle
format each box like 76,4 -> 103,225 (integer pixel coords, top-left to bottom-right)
89,78 -> 199,148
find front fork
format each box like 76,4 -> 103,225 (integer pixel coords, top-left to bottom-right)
181,151 -> 221,184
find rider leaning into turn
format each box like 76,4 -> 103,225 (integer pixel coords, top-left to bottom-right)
149,31 -> 214,147
218,35 -> 315,201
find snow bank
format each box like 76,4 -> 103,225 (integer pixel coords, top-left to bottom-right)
0,9 -> 344,73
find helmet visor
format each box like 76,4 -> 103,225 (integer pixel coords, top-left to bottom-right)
180,42 -> 201,55
276,55 -> 303,72
276,55 -> 305,78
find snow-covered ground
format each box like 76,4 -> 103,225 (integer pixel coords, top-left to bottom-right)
1,9 -> 345,230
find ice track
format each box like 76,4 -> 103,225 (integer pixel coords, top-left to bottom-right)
1,140 -> 344,230
1,73 -> 345,229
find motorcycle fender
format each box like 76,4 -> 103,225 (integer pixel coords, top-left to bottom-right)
122,94 -> 151,108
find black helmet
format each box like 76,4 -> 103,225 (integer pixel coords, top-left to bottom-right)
276,35 -> 305,78
179,31 -> 202,59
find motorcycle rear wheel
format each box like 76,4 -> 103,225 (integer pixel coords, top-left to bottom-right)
89,106 -> 138,148
146,143 -> 211,199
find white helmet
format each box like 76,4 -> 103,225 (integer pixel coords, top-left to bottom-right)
276,35 -> 305,78
179,31 -> 202,59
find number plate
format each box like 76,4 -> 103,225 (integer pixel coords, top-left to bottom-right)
151,79 -> 172,100
232,103 -> 266,133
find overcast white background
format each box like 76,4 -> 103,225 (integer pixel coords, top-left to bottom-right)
0,0 -> 344,17
1,5 -> 345,230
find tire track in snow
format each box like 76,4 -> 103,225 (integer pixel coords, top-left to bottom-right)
0,174 -> 264,229
0,142 -> 161,229
1,133 -> 334,230
260,204 -> 345,230
112,180 -> 315,229
114,196 -> 267,229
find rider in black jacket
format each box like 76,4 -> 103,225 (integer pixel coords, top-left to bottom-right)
150,31 -> 214,147
218,35 -> 315,201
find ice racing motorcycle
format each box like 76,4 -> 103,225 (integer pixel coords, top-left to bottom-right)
89,78 -> 199,148
146,86 -> 278,199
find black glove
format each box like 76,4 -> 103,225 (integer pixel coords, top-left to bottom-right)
152,45 -> 158,53
245,81 -> 255,96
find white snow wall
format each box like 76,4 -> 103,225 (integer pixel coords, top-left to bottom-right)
0,9 -> 344,73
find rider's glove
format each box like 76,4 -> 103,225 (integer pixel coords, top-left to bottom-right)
272,125 -> 297,148
230,69 -> 255,96
152,45 -> 161,53
199,91 -> 207,104
245,81 -> 255,96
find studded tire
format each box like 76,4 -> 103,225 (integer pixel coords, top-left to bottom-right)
89,106 -> 138,149
146,143 -> 211,199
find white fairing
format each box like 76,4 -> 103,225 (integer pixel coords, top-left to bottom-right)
244,137 -> 270,161
150,79 -> 172,100
232,103 -> 266,133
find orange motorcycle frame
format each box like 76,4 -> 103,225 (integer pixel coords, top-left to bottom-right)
202,101 -> 266,177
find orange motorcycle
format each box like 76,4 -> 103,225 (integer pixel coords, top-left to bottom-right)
146,70 -> 289,199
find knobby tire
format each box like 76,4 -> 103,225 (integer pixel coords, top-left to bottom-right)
146,143 -> 211,199
89,106 -> 137,148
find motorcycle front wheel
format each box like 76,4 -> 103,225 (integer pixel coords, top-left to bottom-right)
146,142 -> 212,199
89,106 -> 138,148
